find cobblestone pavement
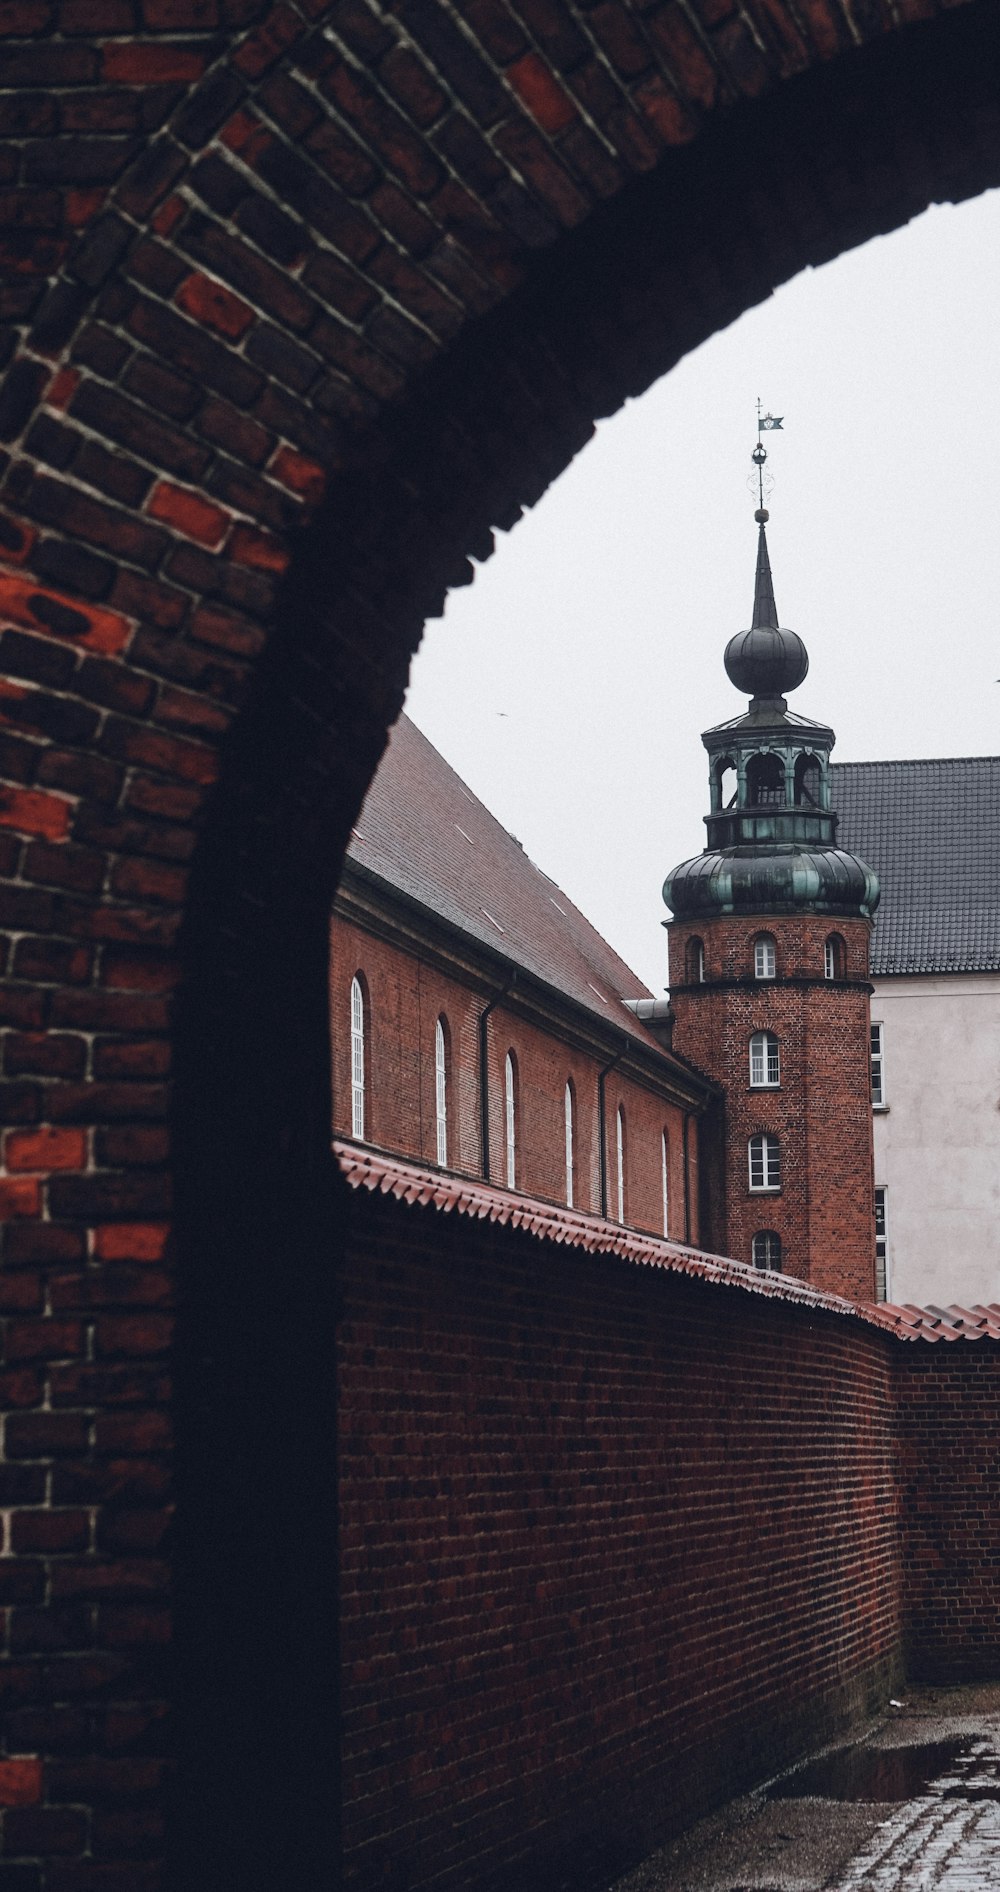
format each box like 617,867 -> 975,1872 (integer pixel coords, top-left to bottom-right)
610,1686 -> 1000,1892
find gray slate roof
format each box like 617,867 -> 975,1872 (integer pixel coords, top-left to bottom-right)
832,757 -> 1000,976
347,714 -> 662,1049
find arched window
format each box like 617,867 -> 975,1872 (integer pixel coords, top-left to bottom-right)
615,1106 -> 626,1223
746,752 -> 785,807
794,753 -> 821,806
749,1030 -> 780,1088
824,933 -> 845,980
435,1016 -> 448,1167
661,1129 -> 670,1238
714,755 -> 737,810
752,1231 -> 783,1272
748,1133 -> 781,1192
350,974 -> 366,1139
686,936 -> 705,983
753,933 -> 776,980
504,1051 -> 517,1189
564,1080 -> 574,1208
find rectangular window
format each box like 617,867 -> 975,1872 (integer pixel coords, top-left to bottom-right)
875,1185 -> 889,1302
870,1022 -> 886,1108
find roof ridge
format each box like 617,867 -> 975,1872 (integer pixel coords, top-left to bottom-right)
832,754 -> 1000,771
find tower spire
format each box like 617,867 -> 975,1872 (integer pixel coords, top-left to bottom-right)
752,517 -> 778,630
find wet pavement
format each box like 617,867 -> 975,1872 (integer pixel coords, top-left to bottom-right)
610,1684 -> 1000,1892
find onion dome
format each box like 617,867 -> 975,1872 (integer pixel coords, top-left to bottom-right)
661,461 -> 880,930
664,845 -> 880,922
723,514 -> 808,701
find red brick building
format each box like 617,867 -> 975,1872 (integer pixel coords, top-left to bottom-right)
334,501 -> 883,1304
331,714 -> 715,1243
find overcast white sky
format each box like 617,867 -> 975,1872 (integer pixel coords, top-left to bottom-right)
403,190 -> 1000,993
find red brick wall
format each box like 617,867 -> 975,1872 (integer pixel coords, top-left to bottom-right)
896,1345 -> 1000,1682
339,1189 -> 904,1892
330,909 -> 699,1237
668,912 -> 875,1296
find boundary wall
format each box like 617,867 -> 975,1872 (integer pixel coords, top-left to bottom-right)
339,1186 -> 907,1891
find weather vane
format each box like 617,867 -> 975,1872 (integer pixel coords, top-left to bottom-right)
750,398 -> 783,517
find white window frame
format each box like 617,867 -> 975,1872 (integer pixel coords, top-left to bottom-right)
350,975 -> 365,1139
752,1230 -> 782,1272
615,1106 -> 625,1224
824,938 -> 836,980
875,1185 -> 890,1302
564,1081 -> 574,1208
435,1017 -> 448,1167
749,1030 -> 780,1089
870,1021 -> 886,1109
748,1132 -> 780,1192
504,1052 -> 516,1189
753,935 -> 776,980
661,1130 -> 670,1239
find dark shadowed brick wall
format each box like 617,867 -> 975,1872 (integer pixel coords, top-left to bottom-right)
2,2 -> 1000,1885
897,1345 -> 1000,1685
338,1189 -> 904,1892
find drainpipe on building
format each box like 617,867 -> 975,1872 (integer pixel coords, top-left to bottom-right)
597,1042 -> 628,1220
682,1112 -> 692,1245
479,974 -> 514,1180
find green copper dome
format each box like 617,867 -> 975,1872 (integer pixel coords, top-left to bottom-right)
663,505 -> 880,927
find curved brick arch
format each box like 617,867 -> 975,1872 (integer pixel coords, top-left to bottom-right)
2,3 -> 1000,1887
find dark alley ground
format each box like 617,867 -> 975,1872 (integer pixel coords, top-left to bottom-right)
610,1684 -> 1000,1891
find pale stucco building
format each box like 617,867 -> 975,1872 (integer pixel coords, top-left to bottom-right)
834,757 -> 1000,1307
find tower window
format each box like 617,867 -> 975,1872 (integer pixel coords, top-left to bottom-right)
350,974 -> 366,1139
686,936 -> 705,983
616,1106 -> 626,1224
564,1081 -> 574,1209
661,1129 -> 670,1238
874,1186 -> 889,1301
749,1030 -> 780,1088
714,755 -> 737,811
870,1023 -> 886,1109
752,1230 -> 782,1272
748,1133 -> 781,1192
746,752 -> 785,807
435,1016 -> 448,1167
794,753 -> 822,806
824,933 -> 845,980
504,1051 -> 518,1188
753,934 -> 776,980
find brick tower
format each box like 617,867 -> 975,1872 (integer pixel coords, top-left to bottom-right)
664,468 -> 880,1299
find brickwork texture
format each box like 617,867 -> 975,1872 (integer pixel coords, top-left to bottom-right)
1,0 -> 1000,1885
668,911 -> 876,1294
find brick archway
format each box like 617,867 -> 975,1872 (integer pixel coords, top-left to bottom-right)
2,3 -> 1000,1884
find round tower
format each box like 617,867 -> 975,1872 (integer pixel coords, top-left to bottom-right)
663,463 -> 880,1300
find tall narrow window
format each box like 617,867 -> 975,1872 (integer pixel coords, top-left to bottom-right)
350,974 -> 365,1139
749,1031 -> 780,1088
435,1017 -> 448,1167
874,1186 -> 889,1302
504,1052 -> 517,1189
686,936 -> 705,983
870,1022 -> 886,1108
564,1081 -> 574,1208
748,1133 -> 780,1192
752,1230 -> 782,1272
825,933 -> 845,980
615,1106 -> 626,1223
661,1130 -> 670,1238
753,934 -> 776,980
